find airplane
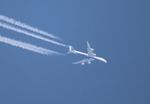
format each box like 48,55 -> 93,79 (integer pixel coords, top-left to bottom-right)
68,41 -> 107,65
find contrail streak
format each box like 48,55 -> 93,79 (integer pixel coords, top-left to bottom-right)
0,15 -> 60,40
0,22 -> 67,47
0,35 -> 62,55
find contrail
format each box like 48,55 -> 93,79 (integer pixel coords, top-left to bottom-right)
0,22 -> 67,47
0,15 -> 60,40
0,35 -> 62,55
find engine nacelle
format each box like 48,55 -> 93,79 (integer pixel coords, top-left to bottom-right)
81,62 -> 85,65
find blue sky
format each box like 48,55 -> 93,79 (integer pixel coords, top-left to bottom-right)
0,0 -> 150,104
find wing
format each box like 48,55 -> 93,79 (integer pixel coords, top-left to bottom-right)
87,41 -> 96,57
87,41 -> 94,51
72,59 -> 87,65
72,58 -> 95,65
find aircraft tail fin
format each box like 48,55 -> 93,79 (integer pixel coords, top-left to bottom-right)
67,45 -> 75,54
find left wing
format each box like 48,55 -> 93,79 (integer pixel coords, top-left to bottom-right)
87,41 -> 96,57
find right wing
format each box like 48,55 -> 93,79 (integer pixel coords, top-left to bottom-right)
72,58 -> 94,65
